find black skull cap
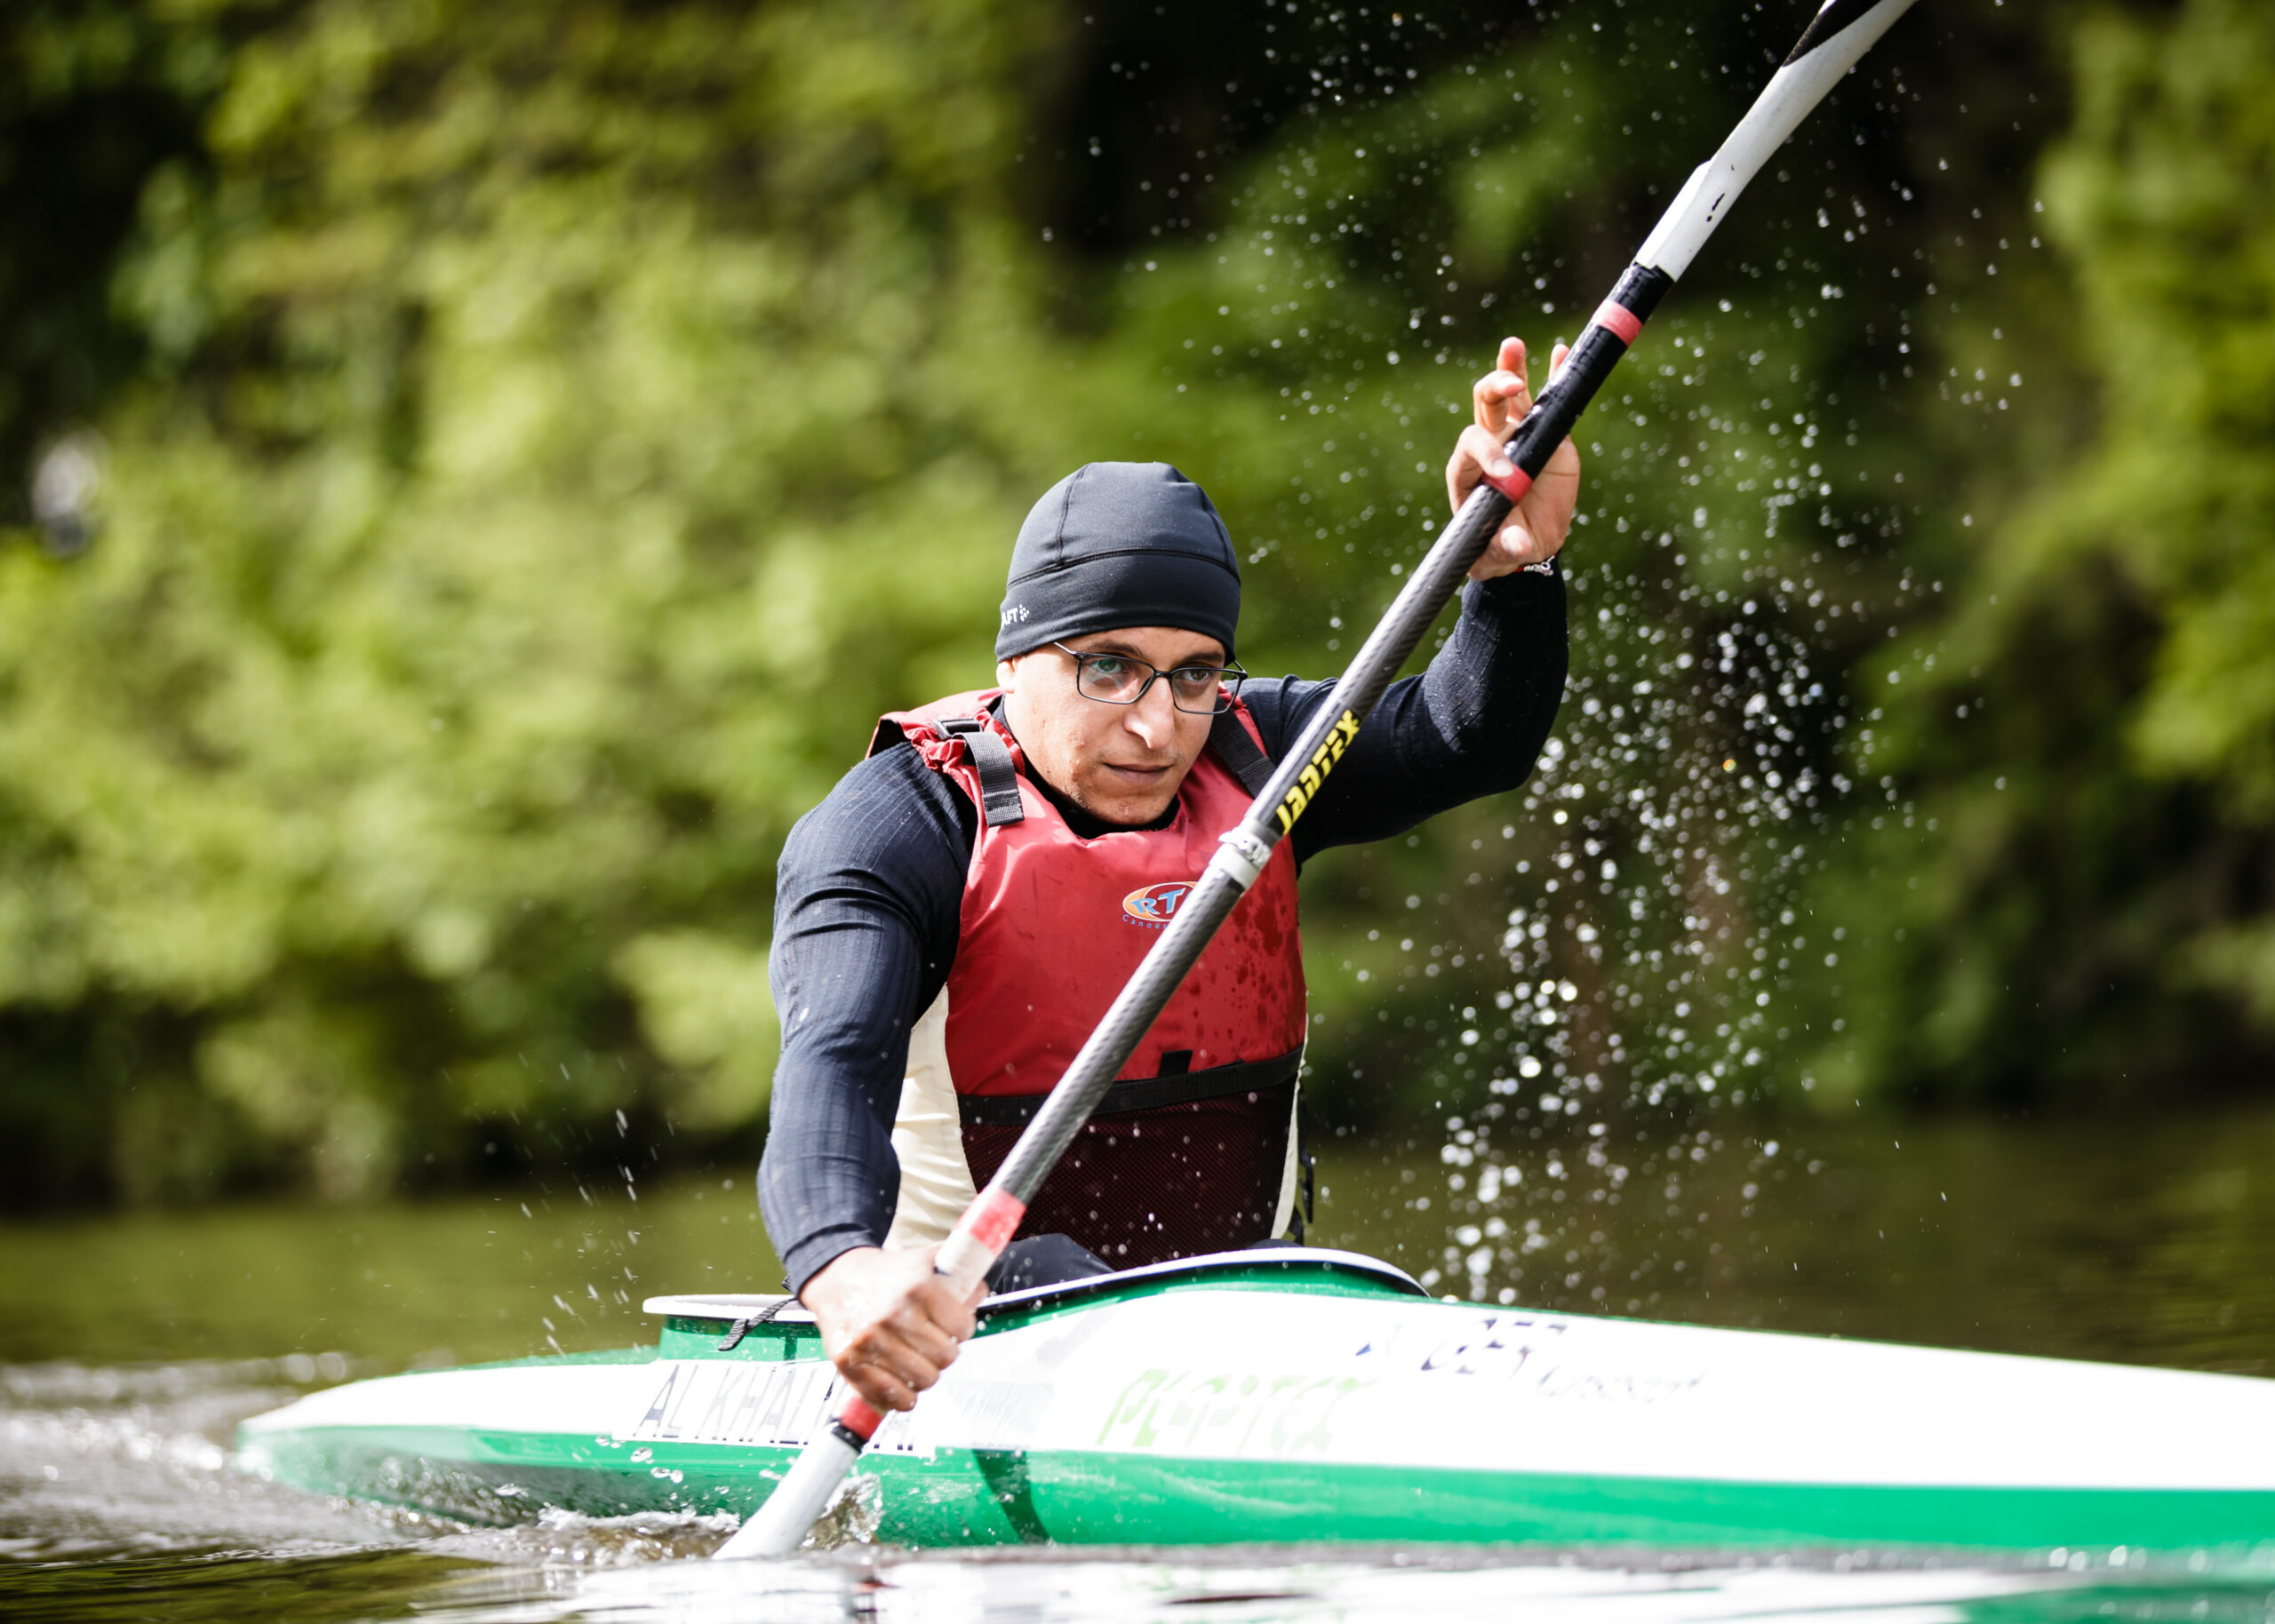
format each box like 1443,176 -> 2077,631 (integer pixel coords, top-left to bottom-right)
995,462 -> 1241,660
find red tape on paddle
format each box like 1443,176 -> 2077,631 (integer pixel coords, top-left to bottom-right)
1484,465 -> 1536,504
837,1394 -> 883,1442
961,1186 -> 1027,1255
1591,299 -> 1644,344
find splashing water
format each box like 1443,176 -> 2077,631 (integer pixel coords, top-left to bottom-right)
1326,503 -> 1856,1312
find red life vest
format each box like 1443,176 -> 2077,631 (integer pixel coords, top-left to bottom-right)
869,689 -> 1307,1266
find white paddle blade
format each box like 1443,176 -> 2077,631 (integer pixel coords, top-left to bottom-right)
713,1426 -> 864,1560
1638,0 -> 1918,279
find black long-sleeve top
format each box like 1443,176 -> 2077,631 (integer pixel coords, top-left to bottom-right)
760,568 -> 1569,1293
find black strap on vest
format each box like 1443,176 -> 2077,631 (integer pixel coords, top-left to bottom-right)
936,716 -> 1026,827
1207,709 -> 1274,797
957,1048 -> 1302,1128
893,706 -> 1263,827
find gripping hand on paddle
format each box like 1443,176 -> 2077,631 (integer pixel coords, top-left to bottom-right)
1449,336 -> 1581,579
800,1244 -> 981,1413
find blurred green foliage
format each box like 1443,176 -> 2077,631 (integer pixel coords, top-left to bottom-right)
1815,0 -> 2275,1105
0,0 -> 2268,1209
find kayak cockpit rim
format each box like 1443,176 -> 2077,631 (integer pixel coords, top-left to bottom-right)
639,1246 -> 1429,1335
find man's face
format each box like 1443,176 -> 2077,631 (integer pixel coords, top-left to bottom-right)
997,625 -> 1226,827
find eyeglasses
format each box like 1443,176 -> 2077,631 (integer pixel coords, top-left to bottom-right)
1051,641 -> 1248,715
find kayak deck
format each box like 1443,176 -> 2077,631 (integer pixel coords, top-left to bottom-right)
235,1247 -> 2275,1551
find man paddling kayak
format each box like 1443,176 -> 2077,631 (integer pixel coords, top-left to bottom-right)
762,338 -> 1580,1414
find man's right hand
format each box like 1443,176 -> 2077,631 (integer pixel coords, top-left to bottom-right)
799,1244 -> 981,1413
1449,335 -> 1579,580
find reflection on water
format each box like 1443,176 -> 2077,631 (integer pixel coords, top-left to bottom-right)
1,1107 -> 2271,1620
406,1546 -> 2275,1624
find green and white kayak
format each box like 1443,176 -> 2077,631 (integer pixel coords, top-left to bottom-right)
236,1247 -> 2275,1550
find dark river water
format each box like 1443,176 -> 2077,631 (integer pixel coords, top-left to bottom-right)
4,1104 -> 2271,1621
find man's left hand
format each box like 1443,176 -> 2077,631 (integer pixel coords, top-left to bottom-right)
1447,336 -> 1582,580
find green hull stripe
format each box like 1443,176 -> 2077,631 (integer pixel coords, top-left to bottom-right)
247,1425 -> 2275,1550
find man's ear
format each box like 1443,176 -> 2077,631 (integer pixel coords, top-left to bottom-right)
994,656 -> 1020,695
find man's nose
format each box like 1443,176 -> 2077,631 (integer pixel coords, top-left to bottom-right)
1126,677 -> 1178,744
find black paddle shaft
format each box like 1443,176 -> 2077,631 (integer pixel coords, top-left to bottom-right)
988,265 -> 1672,1209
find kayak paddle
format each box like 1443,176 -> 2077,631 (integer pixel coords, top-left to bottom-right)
715,0 -> 1920,1560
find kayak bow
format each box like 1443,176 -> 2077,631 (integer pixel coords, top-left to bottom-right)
236,1247 -> 2275,1551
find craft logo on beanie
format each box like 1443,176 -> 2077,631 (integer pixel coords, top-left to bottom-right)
995,463 -> 1241,660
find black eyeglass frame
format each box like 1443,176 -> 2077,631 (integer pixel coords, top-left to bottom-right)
1049,641 -> 1249,715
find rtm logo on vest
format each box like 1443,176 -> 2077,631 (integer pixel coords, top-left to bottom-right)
1122,881 -> 1195,928
1271,710 -> 1363,835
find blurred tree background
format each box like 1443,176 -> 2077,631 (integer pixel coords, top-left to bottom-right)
0,0 -> 2267,1212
